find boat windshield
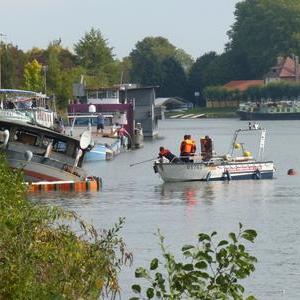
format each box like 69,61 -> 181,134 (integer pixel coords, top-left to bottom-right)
69,116 -> 113,126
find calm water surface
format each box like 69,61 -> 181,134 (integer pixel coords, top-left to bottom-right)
31,119 -> 300,299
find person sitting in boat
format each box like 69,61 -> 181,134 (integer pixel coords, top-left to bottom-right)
158,147 -> 179,163
180,134 -> 195,162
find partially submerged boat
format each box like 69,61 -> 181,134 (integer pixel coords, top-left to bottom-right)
0,119 -> 92,182
154,126 -> 274,182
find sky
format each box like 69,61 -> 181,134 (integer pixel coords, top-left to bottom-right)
0,0 -> 240,60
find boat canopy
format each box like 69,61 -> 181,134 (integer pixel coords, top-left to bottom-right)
0,89 -> 45,98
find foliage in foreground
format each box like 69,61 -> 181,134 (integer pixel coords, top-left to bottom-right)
131,225 -> 257,300
0,154 -> 130,299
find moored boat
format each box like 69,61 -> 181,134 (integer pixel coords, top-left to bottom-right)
154,126 -> 275,182
0,119 -> 92,182
236,101 -> 300,120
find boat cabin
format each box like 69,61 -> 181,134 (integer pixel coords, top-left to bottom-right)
0,120 -> 85,168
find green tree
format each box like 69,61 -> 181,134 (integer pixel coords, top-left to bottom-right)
23,59 -> 43,92
131,225 -> 257,300
187,52 -> 218,106
129,36 -> 190,97
46,42 -> 62,96
0,43 -> 26,89
74,28 -> 114,74
174,48 -> 194,74
227,0 -> 300,79
160,57 -> 187,98
129,36 -> 176,85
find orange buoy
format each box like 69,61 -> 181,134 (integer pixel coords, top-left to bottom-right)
287,169 -> 297,176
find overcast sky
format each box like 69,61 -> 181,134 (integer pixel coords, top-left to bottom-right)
0,0 -> 240,59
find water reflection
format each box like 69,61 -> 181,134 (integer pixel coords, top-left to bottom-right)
159,181 -> 218,205
30,191 -> 96,208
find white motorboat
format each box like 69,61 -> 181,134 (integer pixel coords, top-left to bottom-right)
153,126 -> 275,182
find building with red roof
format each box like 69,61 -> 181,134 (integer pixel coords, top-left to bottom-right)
223,80 -> 264,92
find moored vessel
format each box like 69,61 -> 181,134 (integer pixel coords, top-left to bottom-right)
236,101 -> 300,120
154,126 -> 275,182
0,119 -> 92,182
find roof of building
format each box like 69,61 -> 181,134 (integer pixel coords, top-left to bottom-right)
266,56 -> 300,79
223,80 -> 264,92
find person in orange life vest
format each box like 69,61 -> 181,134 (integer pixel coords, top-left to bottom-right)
180,135 -> 194,162
188,134 -> 197,157
158,146 -> 179,163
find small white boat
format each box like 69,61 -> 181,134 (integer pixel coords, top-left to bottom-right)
154,126 -> 275,182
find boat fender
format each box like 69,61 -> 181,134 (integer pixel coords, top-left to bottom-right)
24,150 -> 33,162
253,169 -> 261,180
0,129 -> 9,149
205,171 -> 211,181
222,170 -> 231,181
153,164 -> 158,174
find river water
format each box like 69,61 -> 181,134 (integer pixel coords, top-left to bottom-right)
31,119 -> 300,299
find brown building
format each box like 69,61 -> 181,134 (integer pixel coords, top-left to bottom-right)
265,56 -> 300,83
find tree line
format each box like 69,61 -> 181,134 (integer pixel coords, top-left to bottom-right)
1,0 -> 300,108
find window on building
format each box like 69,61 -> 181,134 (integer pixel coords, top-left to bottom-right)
88,91 -> 97,99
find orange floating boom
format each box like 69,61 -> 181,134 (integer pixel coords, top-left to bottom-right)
27,177 -> 102,193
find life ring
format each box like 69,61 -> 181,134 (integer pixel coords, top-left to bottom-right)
253,169 -> 261,180
222,170 -> 231,181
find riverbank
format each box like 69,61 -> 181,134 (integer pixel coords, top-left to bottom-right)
166,107 -> 238,118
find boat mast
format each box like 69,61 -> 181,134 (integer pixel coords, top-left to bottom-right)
258,129 -> 266,161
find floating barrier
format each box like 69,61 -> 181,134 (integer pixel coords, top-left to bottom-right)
27,177 -> 102,192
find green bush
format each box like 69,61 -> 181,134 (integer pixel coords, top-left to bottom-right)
131,225 -> 257,300
0,154 -> 129,299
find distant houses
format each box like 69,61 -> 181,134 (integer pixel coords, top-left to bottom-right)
205,56 -> 300,108
265,56 -> 300,83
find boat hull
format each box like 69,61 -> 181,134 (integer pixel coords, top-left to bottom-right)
154,161 -> 274,182
237,110 -> 300,120
5,150 -> 85,182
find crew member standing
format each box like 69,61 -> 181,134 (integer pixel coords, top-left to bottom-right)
189,134 -> 197,159
96,113 -> 105,136
180,135 -> 194,162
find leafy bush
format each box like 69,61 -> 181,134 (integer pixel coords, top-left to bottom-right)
131,225 -> 257,300
0,154 -> 130,299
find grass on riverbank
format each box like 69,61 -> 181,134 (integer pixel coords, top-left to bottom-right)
166,107 -> 238,118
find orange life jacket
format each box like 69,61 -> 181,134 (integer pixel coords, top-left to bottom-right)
181,139 -> 193,154
191,140 -> 196,153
